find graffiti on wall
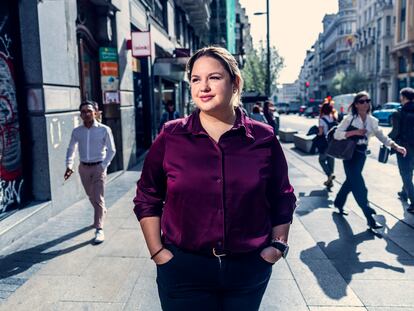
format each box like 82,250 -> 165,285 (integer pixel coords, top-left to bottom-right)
0,10 -> 23,215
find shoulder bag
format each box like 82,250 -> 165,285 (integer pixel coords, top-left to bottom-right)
326,117 -> 358,160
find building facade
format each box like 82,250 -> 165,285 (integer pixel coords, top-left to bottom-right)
392,0 -> 414,95
355,0 -> 395,107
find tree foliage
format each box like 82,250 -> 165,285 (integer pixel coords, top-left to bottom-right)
242,41 -> 284,95
329,70 -> 369,95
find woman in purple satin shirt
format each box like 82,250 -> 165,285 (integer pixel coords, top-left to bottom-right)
133,46 -> 296,311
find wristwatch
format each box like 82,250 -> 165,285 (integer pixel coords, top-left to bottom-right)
270,239 -> 289,258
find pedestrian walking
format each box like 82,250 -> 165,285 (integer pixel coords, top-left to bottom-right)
263,100 -> 278,134
250,104 -> 268,123
333,91 -> 406,229
64,100 -> 116,244
389,87 -> 414,212
158,100 -> 180,133
133,46 -> 296,311
317,103 -> 337,189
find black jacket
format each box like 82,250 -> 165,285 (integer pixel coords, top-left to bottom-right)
389,101 -> 414,155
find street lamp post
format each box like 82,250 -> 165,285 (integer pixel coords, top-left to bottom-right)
254,0 -> 270,98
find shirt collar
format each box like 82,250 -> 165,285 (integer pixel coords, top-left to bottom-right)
182,107 -> 254,140
83,120 -> 99,128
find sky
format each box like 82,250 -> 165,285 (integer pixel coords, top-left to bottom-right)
239,0 -> 339,84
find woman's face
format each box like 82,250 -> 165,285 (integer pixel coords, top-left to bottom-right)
354,95 -> 371,114
190,56 -> 235,114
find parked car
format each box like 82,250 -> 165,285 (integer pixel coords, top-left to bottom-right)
275,102 -> 289,114
287,102 -> 301,114
372,102 -> 401,125
303,105 -> 319,118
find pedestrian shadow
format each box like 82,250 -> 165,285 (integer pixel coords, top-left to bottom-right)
295,190 -> 333,216
300,213 -> 404,300
0,226 -> 93,280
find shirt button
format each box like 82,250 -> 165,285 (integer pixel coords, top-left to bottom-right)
216,178 -> 222,183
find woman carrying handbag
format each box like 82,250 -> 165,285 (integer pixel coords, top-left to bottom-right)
333,91 -> 406,229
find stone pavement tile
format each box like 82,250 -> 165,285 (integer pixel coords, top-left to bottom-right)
37,240 -> 97,276
288,258 -> 363,306
309,307 -> 367,311
350,280 -> 414,307
113,258 -> 147,303
288,220 -> 327,260
62,257 -> 136,302
121,215 -> 141,230
138,258 -> 157,278
259,279 -> 308,311
331,258 -> 413,281
367,307 -> 414,311
0,275 -> 78,311
50,302 -> 125,311
269,259 -> 294,280
123,276 -> 160,311
99,228 -> 144,258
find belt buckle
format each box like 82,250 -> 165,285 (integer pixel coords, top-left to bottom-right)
212,247 -> 227,258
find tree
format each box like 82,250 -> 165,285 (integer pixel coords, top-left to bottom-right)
329,70 -> 369,95
242,40 -> 284,95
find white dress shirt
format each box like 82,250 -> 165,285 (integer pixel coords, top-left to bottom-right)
334,113 -> 394,147
66,120 -> 116,170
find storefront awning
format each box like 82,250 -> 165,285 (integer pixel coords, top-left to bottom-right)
153,57 -> 189,82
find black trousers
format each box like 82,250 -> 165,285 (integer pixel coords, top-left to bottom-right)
156,245 -> 272,311
334,147 -> 376,226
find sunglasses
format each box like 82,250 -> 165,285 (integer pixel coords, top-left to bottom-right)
356,99 -> 371,104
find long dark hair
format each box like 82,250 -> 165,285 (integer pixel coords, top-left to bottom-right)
350,91 -> 371,115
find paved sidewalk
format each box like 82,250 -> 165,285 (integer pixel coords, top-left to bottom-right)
1,144 -> 414,310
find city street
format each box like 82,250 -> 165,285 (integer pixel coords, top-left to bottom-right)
1,115 -> 414,310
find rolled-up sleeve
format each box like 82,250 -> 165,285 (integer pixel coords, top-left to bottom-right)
371,117 -> 394,147
268,136 -> 297,226
333,115 -> 352,140
133,130 -> 167,221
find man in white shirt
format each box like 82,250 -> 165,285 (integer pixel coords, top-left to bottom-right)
64,101 -> 116,244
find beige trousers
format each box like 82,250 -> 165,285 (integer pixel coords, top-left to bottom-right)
79,163 -> 107,229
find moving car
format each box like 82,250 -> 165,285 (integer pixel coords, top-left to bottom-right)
275,102 -> 289,114
372,102 -> 401,125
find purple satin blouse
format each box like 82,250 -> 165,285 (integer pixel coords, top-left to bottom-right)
133,108 -> 296,253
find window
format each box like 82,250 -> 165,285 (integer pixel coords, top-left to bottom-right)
154,0 -> 168,31
399,56 -> 407,73
377,18 -> 381,37
386,16 -> 391,35
385,46 -> 390,69
399,0 -> 406,41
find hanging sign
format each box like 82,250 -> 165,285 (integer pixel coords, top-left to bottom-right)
131,32 -> 151,57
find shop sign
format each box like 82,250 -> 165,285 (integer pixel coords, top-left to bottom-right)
99,47 -> 119,92
104,91 -> 120,104
99,47 -> 118,62
131,31 -> 151,57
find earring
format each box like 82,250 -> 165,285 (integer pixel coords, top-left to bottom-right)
233,88 -> 237,94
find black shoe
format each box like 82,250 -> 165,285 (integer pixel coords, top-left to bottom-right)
407,204 -> 414,213
335,206 -> 348,215
398,191 -> 408,202
369,222 -> 383,230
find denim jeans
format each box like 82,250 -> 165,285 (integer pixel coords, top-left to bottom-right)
319,152 -> 335,177
156,245 -> 272,311
334,149 -> 376,226
397,152 -> 414,205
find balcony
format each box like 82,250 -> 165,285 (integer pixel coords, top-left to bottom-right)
175,0 -> 212,35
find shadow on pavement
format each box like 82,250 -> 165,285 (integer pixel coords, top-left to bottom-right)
300,213 -> 405,300
296,190 -> 333,216
0,226 -> 93,280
